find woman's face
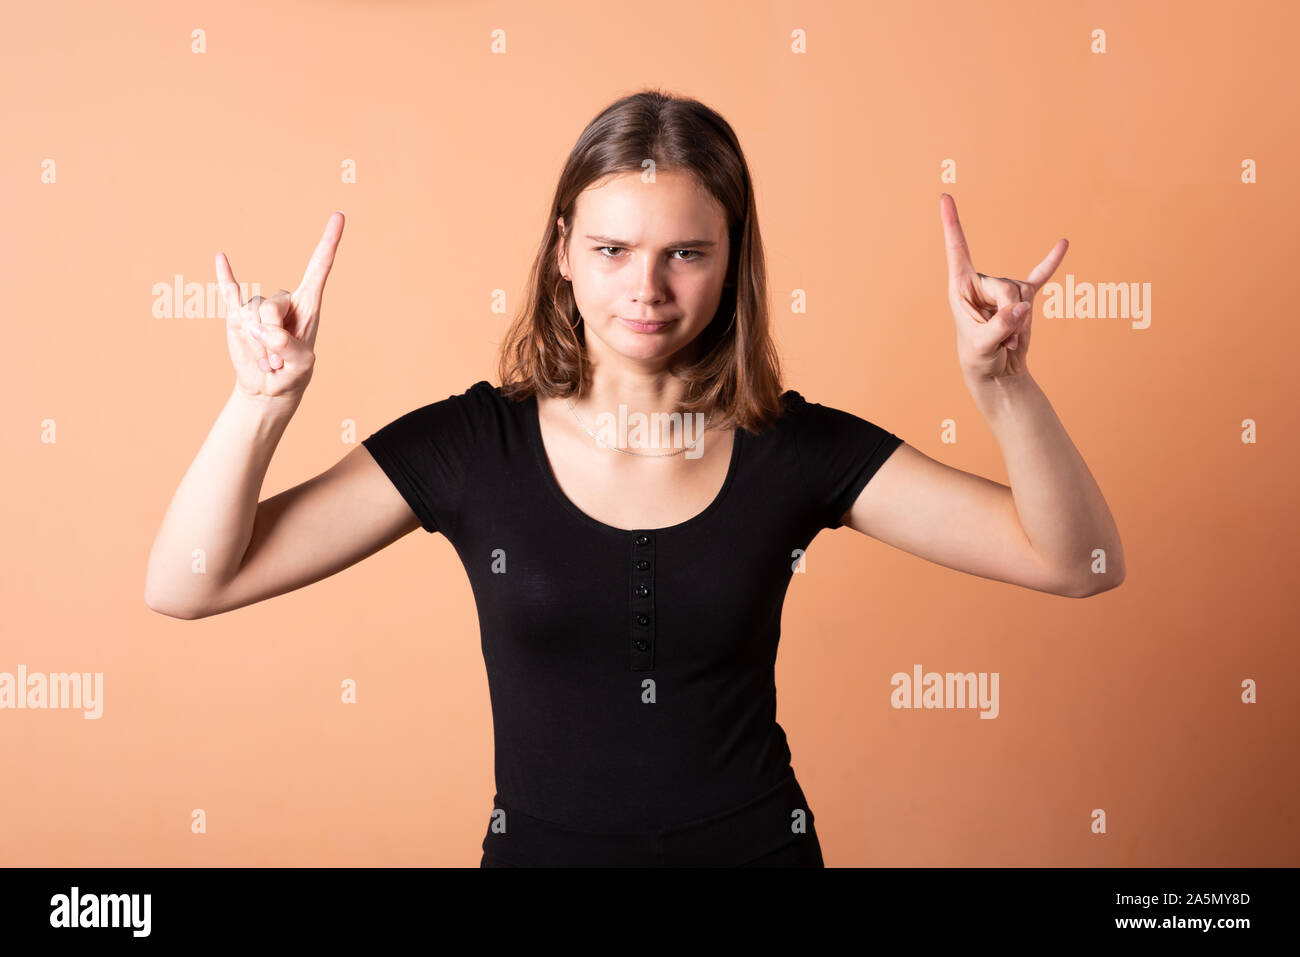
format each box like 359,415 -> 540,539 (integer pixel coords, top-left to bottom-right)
557,169 -> 731,368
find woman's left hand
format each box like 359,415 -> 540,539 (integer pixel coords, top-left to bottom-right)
940,193 -> 1068,384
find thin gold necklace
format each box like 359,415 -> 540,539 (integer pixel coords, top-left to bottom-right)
564,397 -> 710,457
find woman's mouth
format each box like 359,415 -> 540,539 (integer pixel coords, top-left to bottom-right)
620,317 -> 676,334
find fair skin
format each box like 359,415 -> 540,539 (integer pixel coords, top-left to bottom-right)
145,187 -> 1119,620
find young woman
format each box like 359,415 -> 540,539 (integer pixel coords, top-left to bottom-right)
145,89 -> 1124,867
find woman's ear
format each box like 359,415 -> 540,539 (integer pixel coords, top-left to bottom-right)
556,218 -> 570,278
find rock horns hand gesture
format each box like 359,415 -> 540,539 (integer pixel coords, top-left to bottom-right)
218,210 -> 345,401
940,193 -> 1067,384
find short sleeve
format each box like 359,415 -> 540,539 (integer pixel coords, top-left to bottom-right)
361,380 -> 494,535
793,394 -> 904,530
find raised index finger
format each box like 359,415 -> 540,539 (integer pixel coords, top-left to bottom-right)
939,193 -> 975,286
296,211 -> 345,302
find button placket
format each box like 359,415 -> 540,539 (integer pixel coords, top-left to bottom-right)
629,532 -> 655,670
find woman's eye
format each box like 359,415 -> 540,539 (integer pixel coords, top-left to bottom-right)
595,247 -> 702,262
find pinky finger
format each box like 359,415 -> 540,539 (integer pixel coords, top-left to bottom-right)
258,358 -> 271,372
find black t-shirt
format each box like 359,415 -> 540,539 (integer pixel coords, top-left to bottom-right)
361,380 -> 903,833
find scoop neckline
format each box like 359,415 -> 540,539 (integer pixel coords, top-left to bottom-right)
524,392 -> 743,536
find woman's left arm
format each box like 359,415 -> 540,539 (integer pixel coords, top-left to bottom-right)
842,194 -> 1125,598
963,370 -> 1126,595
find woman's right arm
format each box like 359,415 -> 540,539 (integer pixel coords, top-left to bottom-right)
143,386 -> 420,620
144,211 -> 422,619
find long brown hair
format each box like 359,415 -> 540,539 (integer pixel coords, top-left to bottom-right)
496,88 -> 786,434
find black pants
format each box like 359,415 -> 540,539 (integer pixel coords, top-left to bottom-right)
480,771 -> 824,868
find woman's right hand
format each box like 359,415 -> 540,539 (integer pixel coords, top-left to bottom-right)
218,211 -> 345,400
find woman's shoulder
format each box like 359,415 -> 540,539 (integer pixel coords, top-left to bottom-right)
778,388 -> 880,423
427,379 -> 522,434
363,379 -> 512,445
431,379 -> 519,414
774,387 -> 900,447
360,380 -> 513,537
466,378 -> 535,408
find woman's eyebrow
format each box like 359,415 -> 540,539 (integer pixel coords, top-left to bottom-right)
585,234 -> 717,248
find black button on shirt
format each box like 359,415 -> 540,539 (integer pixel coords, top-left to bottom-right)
362,379 -> 903,833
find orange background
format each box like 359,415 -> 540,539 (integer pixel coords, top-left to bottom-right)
2,0 -> 1296,866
